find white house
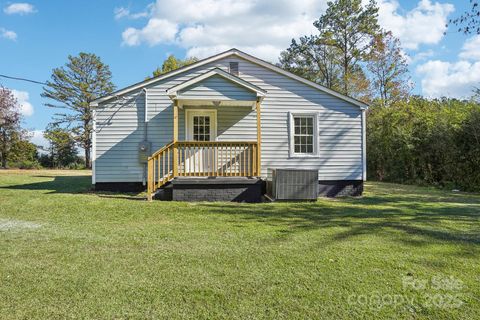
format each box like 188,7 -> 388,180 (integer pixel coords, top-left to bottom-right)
90,49 -> 368,201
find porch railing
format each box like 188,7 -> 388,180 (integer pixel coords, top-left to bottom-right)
147,141 -> 259,200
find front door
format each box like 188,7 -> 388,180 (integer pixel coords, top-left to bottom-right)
185,110 -> 217,174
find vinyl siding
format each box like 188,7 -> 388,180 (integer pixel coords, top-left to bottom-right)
94,55 -> 363,183
178,74 -> 256,101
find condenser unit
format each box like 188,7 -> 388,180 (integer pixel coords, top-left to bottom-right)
267,168 -> 318,200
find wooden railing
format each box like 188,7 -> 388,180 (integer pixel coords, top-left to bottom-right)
147,141 -> 258,200
147,141 -> 175,200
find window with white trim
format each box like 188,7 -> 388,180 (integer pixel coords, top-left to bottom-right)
290,113 -> 318,157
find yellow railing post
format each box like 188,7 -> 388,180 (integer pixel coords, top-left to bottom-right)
256,100 -> 262,176
147,157 -> 154,201
173,100 -> 179,176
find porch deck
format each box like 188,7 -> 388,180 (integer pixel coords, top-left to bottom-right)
147,140 -> 260,199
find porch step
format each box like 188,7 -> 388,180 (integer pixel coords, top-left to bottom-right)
152,182 -> 173,201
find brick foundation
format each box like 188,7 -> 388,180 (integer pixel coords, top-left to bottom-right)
318,180 -> 363,197
170,177 -> 264,202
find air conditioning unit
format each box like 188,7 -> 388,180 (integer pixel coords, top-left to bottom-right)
267,168 -> 318,200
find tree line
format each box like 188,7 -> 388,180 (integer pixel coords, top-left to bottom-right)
1,0 -> 479,191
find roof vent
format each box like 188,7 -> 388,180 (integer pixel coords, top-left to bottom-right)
229,62 -> 239,76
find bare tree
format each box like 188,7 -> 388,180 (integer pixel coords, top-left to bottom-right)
367,31 -> 411,106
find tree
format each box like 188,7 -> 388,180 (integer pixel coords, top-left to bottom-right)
43,124 -> 78,168
279,36 -> 343,91
367,31 -> 411,106
42,53 -> 115,168
7,138 -> 38,167
313,0 -> 380,96
0,86 -> 22,168
450,1 -> 480,34
149,55 -> 198,78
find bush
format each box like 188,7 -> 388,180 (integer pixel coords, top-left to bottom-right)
65,162 -> 86,170
7,160 -> 42,169
367,97 -> 480,192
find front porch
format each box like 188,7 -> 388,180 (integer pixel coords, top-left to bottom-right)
146,68 -> 265,201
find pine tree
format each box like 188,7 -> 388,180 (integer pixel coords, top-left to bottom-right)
314,0 -> 380,96
42,53 -> 115,168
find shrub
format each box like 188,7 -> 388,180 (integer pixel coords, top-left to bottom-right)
7,160 -> 42,169
367,97 -> 480,191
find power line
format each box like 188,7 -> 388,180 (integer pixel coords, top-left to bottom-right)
0,73 -> 48,86
0,73 -> 78,92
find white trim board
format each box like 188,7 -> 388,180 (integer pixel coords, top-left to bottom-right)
362,109 -> 367,181
91,109 -> 97,185
90,48 -> 368,110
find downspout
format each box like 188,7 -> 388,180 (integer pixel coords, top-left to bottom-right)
142,88 -> 148,186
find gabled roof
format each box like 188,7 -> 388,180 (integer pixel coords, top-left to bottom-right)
90,48 -> 368,109
166,68 -> 266,100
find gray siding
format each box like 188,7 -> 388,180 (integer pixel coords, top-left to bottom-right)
94,55 -> 363,183
178,75 -> 256,101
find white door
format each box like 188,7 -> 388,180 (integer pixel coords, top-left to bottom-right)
185,110 -> 217,174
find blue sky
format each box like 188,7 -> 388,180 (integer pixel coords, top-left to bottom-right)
0,0 -> 476,147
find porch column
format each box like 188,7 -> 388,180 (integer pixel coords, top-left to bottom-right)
256,99 -> 262,176
173,100 -> 179,176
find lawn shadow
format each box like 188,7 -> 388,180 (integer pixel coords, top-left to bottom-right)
199,189 -> 480,249
1,174 -> 147,199
0,175 -> 92,194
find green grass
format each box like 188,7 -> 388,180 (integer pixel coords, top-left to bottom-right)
0,170 -> 479,319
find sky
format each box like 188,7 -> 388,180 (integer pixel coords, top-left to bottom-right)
0,0 -> 477,148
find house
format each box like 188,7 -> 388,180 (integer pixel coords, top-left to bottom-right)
90,48 -> 368,201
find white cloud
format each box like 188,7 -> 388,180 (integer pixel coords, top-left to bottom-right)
11,90 -> 34,116
30,130 -> 48,151
122,18 -> 178,46
114,6 -> 148,20
376,0 -> 454,50
417,35 -> 480,98
114,7 -> 130,19
408,49 -> 435,64
0,27 -> 17,41
3,3 -> 36,15
458,35 -> 480,61
416,60 -> 480,98
120,0 -> 327,61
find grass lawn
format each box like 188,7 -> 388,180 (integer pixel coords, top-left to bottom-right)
0,170 -> 479,319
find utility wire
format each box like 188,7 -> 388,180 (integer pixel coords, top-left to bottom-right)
0,73 -> 49,86
0,73 -> 82,92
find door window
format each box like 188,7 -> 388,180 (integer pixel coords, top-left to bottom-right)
193,115 -> 211,141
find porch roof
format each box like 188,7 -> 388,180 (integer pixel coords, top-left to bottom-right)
166,68 -> 266,108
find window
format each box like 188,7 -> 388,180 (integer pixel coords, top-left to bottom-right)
193,115 -> 211,141
289,113 -> 318,157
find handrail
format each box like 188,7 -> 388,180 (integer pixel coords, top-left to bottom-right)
147,140 -> 259,201
149,141 -> 174,159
